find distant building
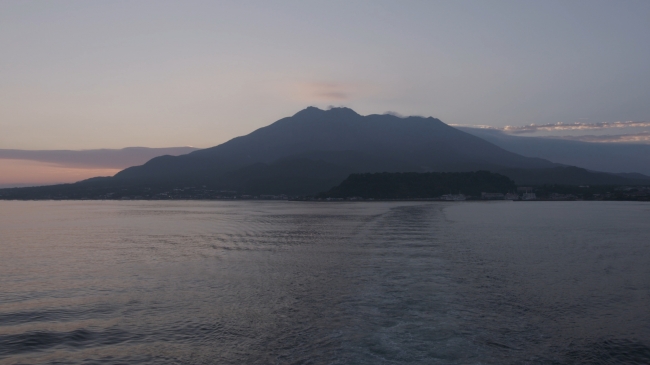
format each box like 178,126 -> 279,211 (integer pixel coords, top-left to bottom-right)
550,193 -> 577,201
521,192 -> 536,200
481,192 -> 504,200
440,194 -> 466,201
504,193 -> 519,200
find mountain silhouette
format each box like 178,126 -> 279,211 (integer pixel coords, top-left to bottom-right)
2,107 -> 647,199
457,127 -> 650,176
105,107 -> 555,193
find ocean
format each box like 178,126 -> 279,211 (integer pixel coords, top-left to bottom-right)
0,201 -> 648,364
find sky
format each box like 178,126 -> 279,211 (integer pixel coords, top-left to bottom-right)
1,1 -> 650,186
2,0 -> 650,151
0,147 -> 197,188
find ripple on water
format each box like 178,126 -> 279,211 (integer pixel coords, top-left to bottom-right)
0,201 -> 648,364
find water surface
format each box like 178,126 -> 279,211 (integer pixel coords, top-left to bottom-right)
0,201 -> 648,364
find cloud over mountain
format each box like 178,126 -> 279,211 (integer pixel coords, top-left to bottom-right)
501,121 -> 650,134
549,132 -> 650,143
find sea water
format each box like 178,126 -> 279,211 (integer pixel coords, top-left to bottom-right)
0,201 -> 648,364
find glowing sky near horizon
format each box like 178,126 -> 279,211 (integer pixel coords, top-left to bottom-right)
1,0 -> 650,151
0,159 -> 120,188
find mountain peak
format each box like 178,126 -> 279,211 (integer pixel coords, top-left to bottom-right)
293,106 -> 361,119
325,106 -> 360,116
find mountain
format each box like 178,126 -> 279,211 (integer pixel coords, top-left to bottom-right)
110,107 -> 554,181
457,127 -> 650,176
109,107 -> 554,189
1,107 -> 648,199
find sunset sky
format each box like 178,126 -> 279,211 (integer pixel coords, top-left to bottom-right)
2,1 -> 650,186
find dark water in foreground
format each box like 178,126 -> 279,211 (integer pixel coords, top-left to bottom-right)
0,201 -> 649,365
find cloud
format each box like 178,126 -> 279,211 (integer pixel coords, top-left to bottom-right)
548,132 -> 650,143
453,123 -> 650,144
0,147 -> 198,169
501,121 -> 650,134
383,111 -> 404,118
293,82 -> 356,102
449,124 -> 497,129
318,90 -> 349,101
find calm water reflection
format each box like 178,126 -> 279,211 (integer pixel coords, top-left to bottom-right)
0,201 -> 648,364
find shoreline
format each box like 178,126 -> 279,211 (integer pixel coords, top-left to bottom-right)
1,198 -> 648,202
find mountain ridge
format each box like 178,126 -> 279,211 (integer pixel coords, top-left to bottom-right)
458,127 -> 650,176
113,107 -> 557,185
2,107 -> 648,198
